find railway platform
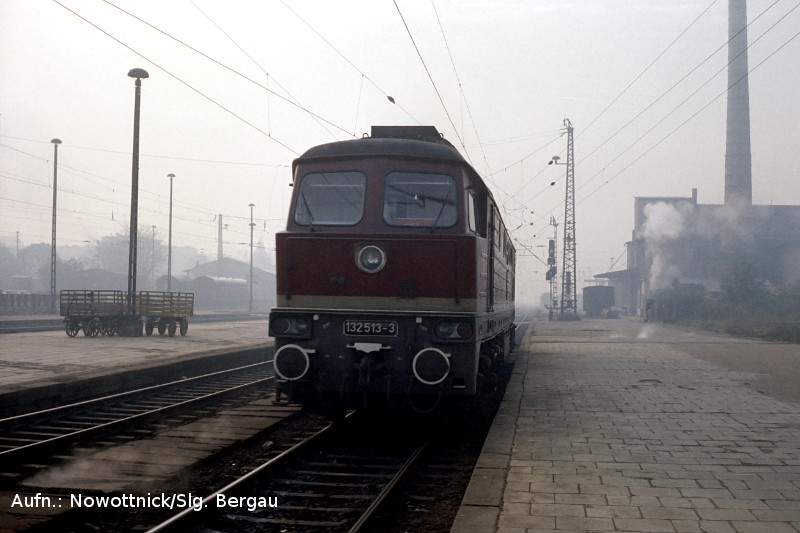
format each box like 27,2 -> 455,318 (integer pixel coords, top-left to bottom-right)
452,317 -> 800,533
0,317 -> 272,417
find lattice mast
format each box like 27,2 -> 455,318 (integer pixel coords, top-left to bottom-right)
560,118 -> 578,318
547,216 -> 558,320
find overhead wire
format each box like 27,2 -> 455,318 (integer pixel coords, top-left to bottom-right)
53,0 -> 300,155
1,134 -> 289,168
430,0 -> 491,176
523,0 -> 796,246
187,0 -> 342,141
575,0 -> 788,195
392,0 -> 465,153
276,0 -> 421,126
576,0 -> 721,142
0,143 -> 277,247
580,21 -> 800,203
100,0 -> 353,140
577,0 -> 800,202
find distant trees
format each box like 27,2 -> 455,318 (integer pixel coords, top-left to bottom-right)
1,225 -> 166,292
721,261 -> 765,313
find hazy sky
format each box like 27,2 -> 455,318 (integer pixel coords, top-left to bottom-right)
2,0 -> 798,302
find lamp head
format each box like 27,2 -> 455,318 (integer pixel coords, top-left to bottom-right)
127,68 -> 149,79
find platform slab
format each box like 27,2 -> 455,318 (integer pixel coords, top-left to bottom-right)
0,319 -> 272,416
452,317 -> 800,533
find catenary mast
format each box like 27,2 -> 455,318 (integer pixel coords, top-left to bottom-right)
559,119 -> 579,319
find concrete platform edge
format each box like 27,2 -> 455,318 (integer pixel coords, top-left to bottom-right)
450,341 -> 527,533
0,346 -> 271,418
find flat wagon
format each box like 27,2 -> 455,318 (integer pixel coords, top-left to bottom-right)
138,291 -> 194,336
59,290 -> 194,338
60,290 -> 126,337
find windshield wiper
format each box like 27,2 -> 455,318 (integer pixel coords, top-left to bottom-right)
300,192 -> 317,232
429,188 -> 453,233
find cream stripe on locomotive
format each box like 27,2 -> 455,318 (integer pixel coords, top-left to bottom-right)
277,294 -> 480,313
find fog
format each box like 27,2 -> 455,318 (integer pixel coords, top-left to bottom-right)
2,1 -> 799,305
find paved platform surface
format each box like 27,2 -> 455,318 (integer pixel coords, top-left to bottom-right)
452,317 -> 800,533
0,319 -> 272,415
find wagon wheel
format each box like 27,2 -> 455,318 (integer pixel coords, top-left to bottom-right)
145,318 -> 155,336
90,317 -> 102,337
168,320 -> 177,337
83,318 -> 101,337
179,318 -> 189,336
106,318 -> 120,336
157,319 -> 167,336
65,320 -> 80,337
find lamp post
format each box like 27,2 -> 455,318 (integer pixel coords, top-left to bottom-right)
126,68 -> 148,327
151,225 -> 156,289
249,203 -> 255,313
50,138 -> 61,314
167,173 -> 175,292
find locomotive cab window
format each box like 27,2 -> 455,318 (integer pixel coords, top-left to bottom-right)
467,191 -> 487,237
294,171 -> 366,226
383,172 -> 457,228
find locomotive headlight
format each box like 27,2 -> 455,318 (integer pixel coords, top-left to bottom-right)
272,317 -> 292,335
293,318 -> 310,334
435,322 -> 455,338
269,315 -> 311,337
435,320 -> 474,340
356,245 -> 386,273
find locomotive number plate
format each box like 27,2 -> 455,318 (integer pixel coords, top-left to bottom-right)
343,320 -> 398,336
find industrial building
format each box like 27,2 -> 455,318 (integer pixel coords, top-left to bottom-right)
596,0 -> 800,317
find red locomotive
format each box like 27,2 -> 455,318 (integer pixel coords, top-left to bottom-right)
269,126 -> 515,412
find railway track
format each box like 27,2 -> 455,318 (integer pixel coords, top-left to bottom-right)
147,412 -> 430,533
0,361 -> 275,476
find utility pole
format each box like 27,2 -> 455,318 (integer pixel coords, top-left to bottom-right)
217,214 -> 223,277
151,225 -> 156,289
167,173 -> 174,292
550,118 -> 579,320
248,204 -> 255,313
547,216 -> 558,321
50,138 -> 61,314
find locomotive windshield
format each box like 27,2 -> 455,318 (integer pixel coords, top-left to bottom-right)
294,171 -> 366,226
383,172 -> 457,228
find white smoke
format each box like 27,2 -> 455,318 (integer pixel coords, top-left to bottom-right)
641,202 -> 690,291
641,202 -> 686,242
640,199 -> 760,294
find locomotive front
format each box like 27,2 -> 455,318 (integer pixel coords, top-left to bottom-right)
269,126 -> 514,411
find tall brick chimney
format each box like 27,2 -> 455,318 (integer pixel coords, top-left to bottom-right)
724,0 -> 752,206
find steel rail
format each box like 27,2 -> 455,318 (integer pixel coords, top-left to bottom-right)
0,361 -> 275,463
145,410 -> 431,533
346,437 -> 430,533
145,412 -> 348,533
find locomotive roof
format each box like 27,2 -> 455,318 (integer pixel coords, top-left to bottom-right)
296,126 -> 467,167
294,125 -> 492,196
